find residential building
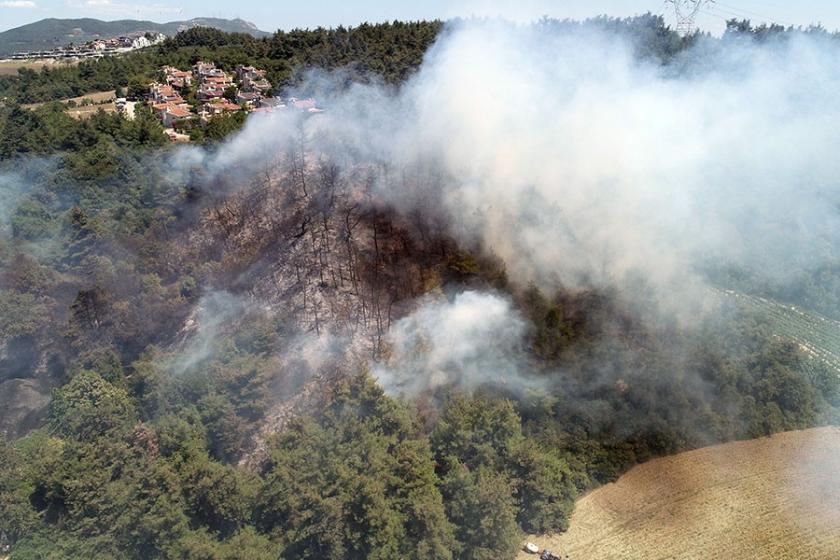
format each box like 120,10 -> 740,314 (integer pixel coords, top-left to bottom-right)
289,97 -> 317,110
241,74 -> 271,94
193,61 -> 232,85
236,91 -> 262,106
236,65 -> 267,80
259,97 -> 286,109
162,66 -> 193,89
152,103 -> 192,127
198,83 -> 226,101
149,83 -> 185,105
202,98 -> 241,117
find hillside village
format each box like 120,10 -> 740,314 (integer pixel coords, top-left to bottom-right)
140,62 -> 321,140
7,32 -> 166,61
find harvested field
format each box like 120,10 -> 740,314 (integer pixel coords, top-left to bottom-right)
520,427 -> 840,560
0,59 -> 77,76
64,101 -> 117,120
21,90 -> 117,120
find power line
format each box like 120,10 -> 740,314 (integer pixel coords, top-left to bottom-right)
666,0 -> 716,35
700,8 -> 730,22
713,2 -> 794,26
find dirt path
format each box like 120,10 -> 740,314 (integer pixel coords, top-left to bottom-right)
519,427 -> 840,560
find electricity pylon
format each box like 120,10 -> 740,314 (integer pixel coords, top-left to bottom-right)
666,0 -> 715,35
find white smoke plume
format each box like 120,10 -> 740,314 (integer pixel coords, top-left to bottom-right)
379,23 -> 840,299
0,169 -> 26,239
170,290 -> 251,374
373,290 -> 534,394
165,18 -> 840,392
187,20 -> 839,294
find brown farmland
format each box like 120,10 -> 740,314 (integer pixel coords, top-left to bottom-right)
20,89 -> 117,119
520,427 -> 840,560
0,59 -> 78,76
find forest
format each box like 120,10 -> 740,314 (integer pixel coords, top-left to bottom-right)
1,14 -> 839,560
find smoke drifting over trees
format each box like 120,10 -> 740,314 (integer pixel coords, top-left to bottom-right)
164,18 -> 840,393
374,291 -> 531,394
408,21 -> 840,295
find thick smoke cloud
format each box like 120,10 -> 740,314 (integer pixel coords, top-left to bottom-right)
169,19 -> 840,392
195,21 -> 838,292
373,290 -> 534,394
387,24 -> 840,298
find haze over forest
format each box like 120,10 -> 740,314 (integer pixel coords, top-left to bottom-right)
0,11 -> 838,560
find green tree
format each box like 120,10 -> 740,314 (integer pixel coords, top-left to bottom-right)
180,458 -> 258,538
258,375 -> 454,560
439,462 -> 520,560
0,436 -> 40,547
50,370 -> 136,441
512,442 -> 577,533
198,393 -> 247,463
0,291 -> 48,339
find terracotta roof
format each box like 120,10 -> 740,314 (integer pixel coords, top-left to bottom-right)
167,106 -> 192,118
206,99 -> 241,111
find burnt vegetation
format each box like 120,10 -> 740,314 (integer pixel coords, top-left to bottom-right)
0,15 -> 838,560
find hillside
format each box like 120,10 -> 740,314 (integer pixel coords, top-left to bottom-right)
0,16 -> 838,560
721,290 -> 840,374
520,427 -> 840,560
0,17 -> 269,56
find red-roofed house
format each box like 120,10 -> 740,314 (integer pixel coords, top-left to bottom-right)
241,75 -> 271,94
236,91 -> 262,106
236,65 -> 267,81
149,82 -> 185,105
152,102 -> 193,127
198,83 -> 226,101
162,66 -> 193,88
202,98 -> 241,117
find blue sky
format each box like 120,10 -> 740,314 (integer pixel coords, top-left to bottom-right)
0,0 -> 836,35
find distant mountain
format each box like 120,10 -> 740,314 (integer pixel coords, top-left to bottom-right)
0,17 -> 270,56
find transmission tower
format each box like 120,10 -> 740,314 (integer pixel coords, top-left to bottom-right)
666,0 -> 715,35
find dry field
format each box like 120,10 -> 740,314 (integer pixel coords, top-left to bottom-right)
0,59 -> 78,76
21,90 -> 117,119
520,427 -> 840,560
64,100 -> 117,120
